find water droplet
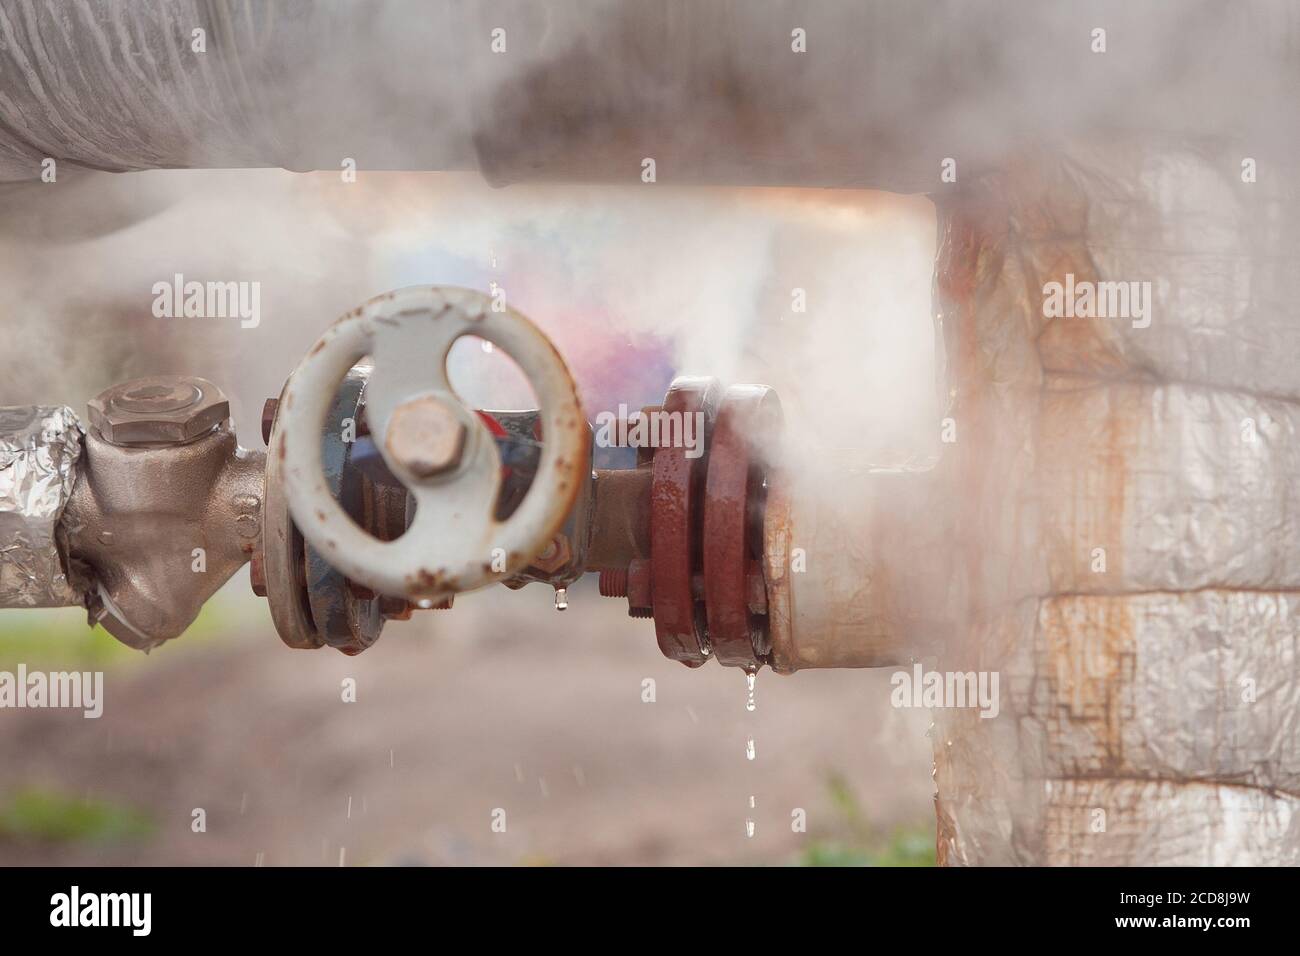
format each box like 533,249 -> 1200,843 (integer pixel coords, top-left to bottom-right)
554,588 -> 568,611
746,737 -> 756,761
417,598 -> 433,609
482,339 -> 494,353
749,795 -> 756,809
745,671 -> 756,712
745,819 -> 755,838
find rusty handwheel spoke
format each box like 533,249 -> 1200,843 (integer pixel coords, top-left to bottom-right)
650,376 -> 722,666
703,384 -> 782,668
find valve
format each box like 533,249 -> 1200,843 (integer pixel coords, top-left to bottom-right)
1,284 -> 786,672
275,286 -> 589,602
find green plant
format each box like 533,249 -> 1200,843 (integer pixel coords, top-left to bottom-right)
0,786 -> 154,845
796,771 -> 936,867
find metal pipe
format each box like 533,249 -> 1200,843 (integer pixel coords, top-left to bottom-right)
585,468 -> 651,569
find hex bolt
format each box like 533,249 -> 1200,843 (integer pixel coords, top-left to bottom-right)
598,567 -> 629,598
384,396 -> 467,478
88,375 -> 230,446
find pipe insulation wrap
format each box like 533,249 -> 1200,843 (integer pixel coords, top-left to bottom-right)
3,3 -> 1297,187
934,139 -> 1300,865
1038,379 -> 1300,593
0,405 -> 84,607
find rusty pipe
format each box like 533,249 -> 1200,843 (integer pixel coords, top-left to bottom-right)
586,468 -> 652,569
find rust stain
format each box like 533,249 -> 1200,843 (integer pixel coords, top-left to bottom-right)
1046,380 -> 1133,767
1042,595 -> 1133,772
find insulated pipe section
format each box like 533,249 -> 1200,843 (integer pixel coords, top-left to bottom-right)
3,3 -> 1293,187
0,406 -> 85,608
930,139 -> 1300,866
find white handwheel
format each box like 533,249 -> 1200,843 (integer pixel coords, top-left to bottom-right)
277,286 -> 589,600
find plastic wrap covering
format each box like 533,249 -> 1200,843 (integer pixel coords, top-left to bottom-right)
1027,143 -> 1300,402
936,591 -> 1300,865
0,405 -> 84,607
1044,780 -> 1300,867
1038,377 -> 1300,592
934,140 -> 1300,866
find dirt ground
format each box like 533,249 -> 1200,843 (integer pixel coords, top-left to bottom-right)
0,580 -> 935,866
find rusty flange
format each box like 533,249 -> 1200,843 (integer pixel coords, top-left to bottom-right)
260,368 -> 417,655
702,384 -> 782,668
649,376 -> 721,666
262,385 -> 325,650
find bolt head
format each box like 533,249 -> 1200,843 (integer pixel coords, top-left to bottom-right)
384,396 -> 467,479
88,376 -> 229,446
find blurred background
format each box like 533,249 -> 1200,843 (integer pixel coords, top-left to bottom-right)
0,168 -> 937,865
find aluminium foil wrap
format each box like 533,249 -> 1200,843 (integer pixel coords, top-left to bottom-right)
0,404 -> 84,607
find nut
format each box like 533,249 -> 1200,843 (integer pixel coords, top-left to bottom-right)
530,534 -> 572,574
384,396 -> 467,478
88,376 -> 229,446
627,558 -> 654,618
